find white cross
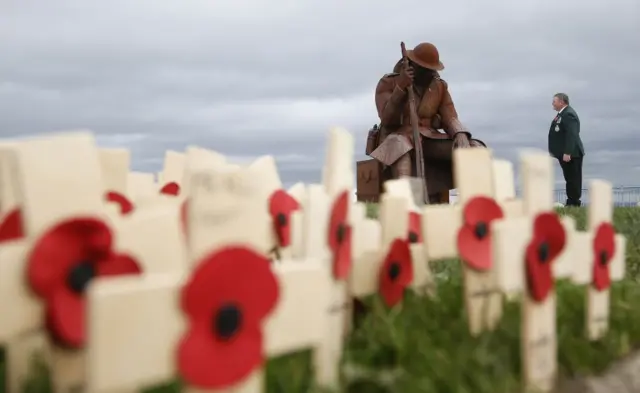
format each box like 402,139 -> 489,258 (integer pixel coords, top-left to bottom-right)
0,142 -> 23,243
287,182 -> 306,203
158,150 -> 186,194
492,158 -> 524,217
114,208 -> 188,274
98,148 -> 130,196
310,127 -> 354,390
180,145 -> 227,196
87,262 -> 332,393
85,157 -> 333,392
247,155 -> 300,262
384,178 -> 436,295
0,137 -> 40,393
286,182 -> 307,261
0,142 -> 19,215
421,148 -> 504,335
570,180 -> 626,340
98,148 -> 133,220
126,172 -> 157,203
186,163 -> 274,264
351,191 -> 431,307
0,131 -> 143,393
492,150 -> 575,393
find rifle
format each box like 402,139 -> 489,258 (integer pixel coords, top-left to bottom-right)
400,42 -> 429,204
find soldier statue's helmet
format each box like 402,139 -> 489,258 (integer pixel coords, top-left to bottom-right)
406,42 -> 444,71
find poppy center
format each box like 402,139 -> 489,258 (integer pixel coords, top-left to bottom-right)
213,304 -> 242,340
66,261 -> 96,294
474,222 -> 488,239
336,223 -> 346,244
276,213 -> 287,226
599,250 -> 609,266
538,242 -> 549,263
408,231 -> 419,243
388,262 -> 401,281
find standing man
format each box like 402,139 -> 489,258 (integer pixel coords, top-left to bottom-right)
548,93 -> 585,206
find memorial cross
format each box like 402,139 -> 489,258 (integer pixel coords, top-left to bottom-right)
492,150 -> 576,393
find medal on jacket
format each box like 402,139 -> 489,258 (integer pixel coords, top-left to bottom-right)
555,125 -> 560,132
556,116 -> 562,124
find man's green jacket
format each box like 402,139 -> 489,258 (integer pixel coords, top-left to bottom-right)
548,105 -> 585,158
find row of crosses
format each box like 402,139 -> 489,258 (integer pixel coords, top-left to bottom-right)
0,129 -> 626,393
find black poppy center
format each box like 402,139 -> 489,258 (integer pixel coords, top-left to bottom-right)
599,250 -> 609,266
388,262 -> 401,281
408,231 -> 419,243
474,222 -> 488,239
538,242 -> 550,263
66,261 -> 96,294
276,213 -> 287,227
213,304 -> 242,340
336,223 -> 346,244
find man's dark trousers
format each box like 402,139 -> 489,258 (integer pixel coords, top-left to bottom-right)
559,156 -> 583,206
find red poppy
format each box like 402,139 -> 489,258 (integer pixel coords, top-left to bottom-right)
378,238 -> 413,307
160,182 -> 180,196
104,191 -> 134,215
525,212 -> 566,302
268,189 -> 300,248
592,222 -> 616,291
26,218 -> 141,348
456,196 -> 504,271
0,207 -> 24,242
327,190 -> 352,280
178,246 -> 279,389
407,211 -> 422,243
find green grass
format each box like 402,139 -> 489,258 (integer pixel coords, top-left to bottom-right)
3,207 -> 640,392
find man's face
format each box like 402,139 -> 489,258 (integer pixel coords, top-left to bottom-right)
411,62 -> 433,85
552,96 -> 563,111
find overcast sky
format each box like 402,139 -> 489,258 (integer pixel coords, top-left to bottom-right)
1,0 -> 639,190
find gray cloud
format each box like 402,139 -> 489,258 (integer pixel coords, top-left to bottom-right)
1,0 -> 639,189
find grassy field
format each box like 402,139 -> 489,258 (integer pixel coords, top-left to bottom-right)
2,206 -> 640,393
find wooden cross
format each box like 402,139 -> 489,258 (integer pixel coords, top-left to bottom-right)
492,158 -> 524,218
0,141 -> 32,393
158,150 -> 185,195
86,160 -> 333,393
421,148 -> 503,335
286,182 -> 307,260
351,192 -> 428,307
492,150 -> 576,393
181,146 -> 227,196
186,161 -> 274,263
86,260 -> 332,393
246,156 -> 300,262
570,180 -> 626,340
0,142 -> 24,241
0,142 -> 18,214
127,172 -> 156,202
304,127 -> 354,390
98,147 -> 134,218
98,147 -> 130,196
114,207 -> 188,274
381,178 -> 435,296
287,182 -> 306,203
0,131 -> 145,393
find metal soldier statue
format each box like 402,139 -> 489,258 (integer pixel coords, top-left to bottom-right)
360,42 -> 487,204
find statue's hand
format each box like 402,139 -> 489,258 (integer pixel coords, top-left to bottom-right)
453,133 -> 471,149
